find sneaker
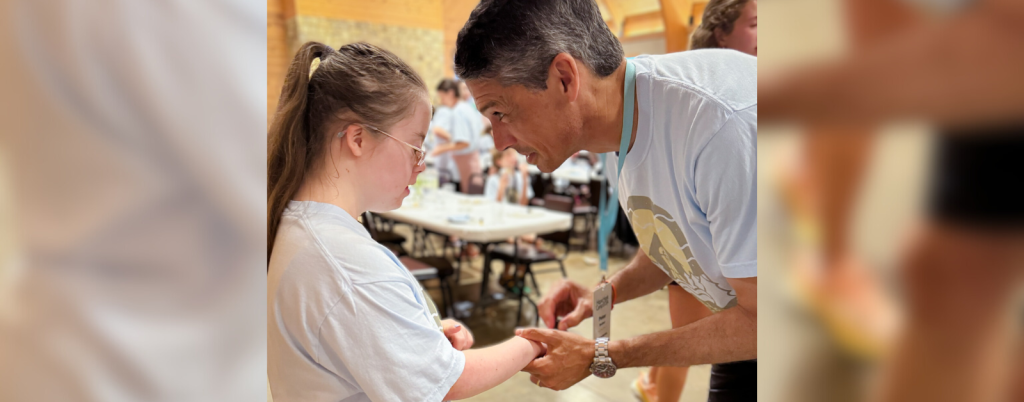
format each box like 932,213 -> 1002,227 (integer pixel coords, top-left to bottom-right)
630,371 -> 657,402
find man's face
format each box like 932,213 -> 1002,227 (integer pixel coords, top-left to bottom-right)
467,78 -> 581,172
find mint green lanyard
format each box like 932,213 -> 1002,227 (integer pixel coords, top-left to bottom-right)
597,60 -> 636,272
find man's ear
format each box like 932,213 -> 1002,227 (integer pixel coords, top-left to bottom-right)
340,124 -> 367,157
548,53 -> 580,103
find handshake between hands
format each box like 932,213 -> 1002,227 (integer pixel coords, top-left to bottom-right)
516,279 -> 600,391
441,279 -> 604,391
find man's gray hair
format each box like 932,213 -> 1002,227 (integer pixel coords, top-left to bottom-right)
454,0 -> 624,90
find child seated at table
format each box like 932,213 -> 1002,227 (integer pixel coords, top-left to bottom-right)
484,147 -> 533,206
484,148 -> 546,289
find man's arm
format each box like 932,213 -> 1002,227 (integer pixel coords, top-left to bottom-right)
538,247 -> 671,330
760,2 -> 1024,127
610,277 -> 757,367
518,277 -> 755,390
608,247 -> 673,304
518,277 -> 756,391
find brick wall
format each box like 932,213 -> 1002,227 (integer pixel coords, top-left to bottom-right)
268,0 -> 469,124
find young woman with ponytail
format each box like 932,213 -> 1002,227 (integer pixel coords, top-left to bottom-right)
690,0 -> 757,55
267,42 -> 544,402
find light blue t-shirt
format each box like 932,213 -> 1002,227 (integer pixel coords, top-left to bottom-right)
453,100 -> 482,156
431,106 -> 462,179
477,134 -> 495,167
606,50 -> 757,313
268,201 -> 464,402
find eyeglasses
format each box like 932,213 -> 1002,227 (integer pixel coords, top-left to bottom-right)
340,124 -> 426,167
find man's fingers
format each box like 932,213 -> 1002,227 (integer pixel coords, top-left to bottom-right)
537,282 -> 568,328
539,279 -> 582,329
558,302 -> 587,330
515,327 -> 559,345
522,354 -> 551,375
523,358 -> 541,373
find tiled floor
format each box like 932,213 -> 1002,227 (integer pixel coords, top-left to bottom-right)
409,232 -> 712,402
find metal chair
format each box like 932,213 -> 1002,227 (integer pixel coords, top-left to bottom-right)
482,194 -> 573,322
398,256 -> 456,318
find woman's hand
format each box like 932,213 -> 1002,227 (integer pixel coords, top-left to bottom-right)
442,319 -> 474,350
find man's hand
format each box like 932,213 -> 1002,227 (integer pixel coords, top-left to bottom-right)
537,279 -> 593,330
516,328 -> 594,391
442,319 -> 474,350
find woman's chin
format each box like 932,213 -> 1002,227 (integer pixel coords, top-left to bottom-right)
390,187 -> 411,209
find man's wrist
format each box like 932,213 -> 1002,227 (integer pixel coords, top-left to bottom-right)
606,338 -> 631,369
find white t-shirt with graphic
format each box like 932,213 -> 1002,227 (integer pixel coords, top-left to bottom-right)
268,201 -> 463,402
606,50 -> 757,313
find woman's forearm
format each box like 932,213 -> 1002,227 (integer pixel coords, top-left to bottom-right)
444,336 -> 543,400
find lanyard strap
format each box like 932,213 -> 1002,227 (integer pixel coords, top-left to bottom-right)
598,60 -> 636,272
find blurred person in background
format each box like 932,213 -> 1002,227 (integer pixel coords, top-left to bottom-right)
455,0 -> 758,399
630,2 -> 759,401
484,148 -> 534,207
0,1 -> 265,401
760,0 -> 1024,401
431,79 -> 467,189
777,0 -> 916,364
458,80 -> 487,133
267,42 -> 545,402
484,147 -> 543,291
431,79 -> 481,257
460,80 -> 496,170
433,79 -> 483,195
478,125 -> 496,169
690,0 -> 758,56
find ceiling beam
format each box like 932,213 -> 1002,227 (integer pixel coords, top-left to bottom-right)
660,0 -> 691,52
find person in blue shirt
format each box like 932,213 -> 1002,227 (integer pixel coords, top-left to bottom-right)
454,0 -> 756,399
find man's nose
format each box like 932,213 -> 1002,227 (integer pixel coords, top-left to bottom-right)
492,126 -> 516,150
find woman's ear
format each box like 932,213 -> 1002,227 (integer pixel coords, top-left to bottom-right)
715,27 -> 727,48
340,125 -> 367,157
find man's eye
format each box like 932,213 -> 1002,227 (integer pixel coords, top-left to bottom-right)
493,112 -> 504,120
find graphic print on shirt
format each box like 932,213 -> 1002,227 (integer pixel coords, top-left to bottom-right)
626,196 -> 737,313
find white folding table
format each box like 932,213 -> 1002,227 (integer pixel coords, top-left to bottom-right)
379,191 -> 572,243
378,191 -> 572,322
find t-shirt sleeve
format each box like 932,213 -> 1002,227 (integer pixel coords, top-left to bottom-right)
450,113 -> 473,145
693,114 -> 757,278
432,109 -> 454,138
317,281 -> 465,402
